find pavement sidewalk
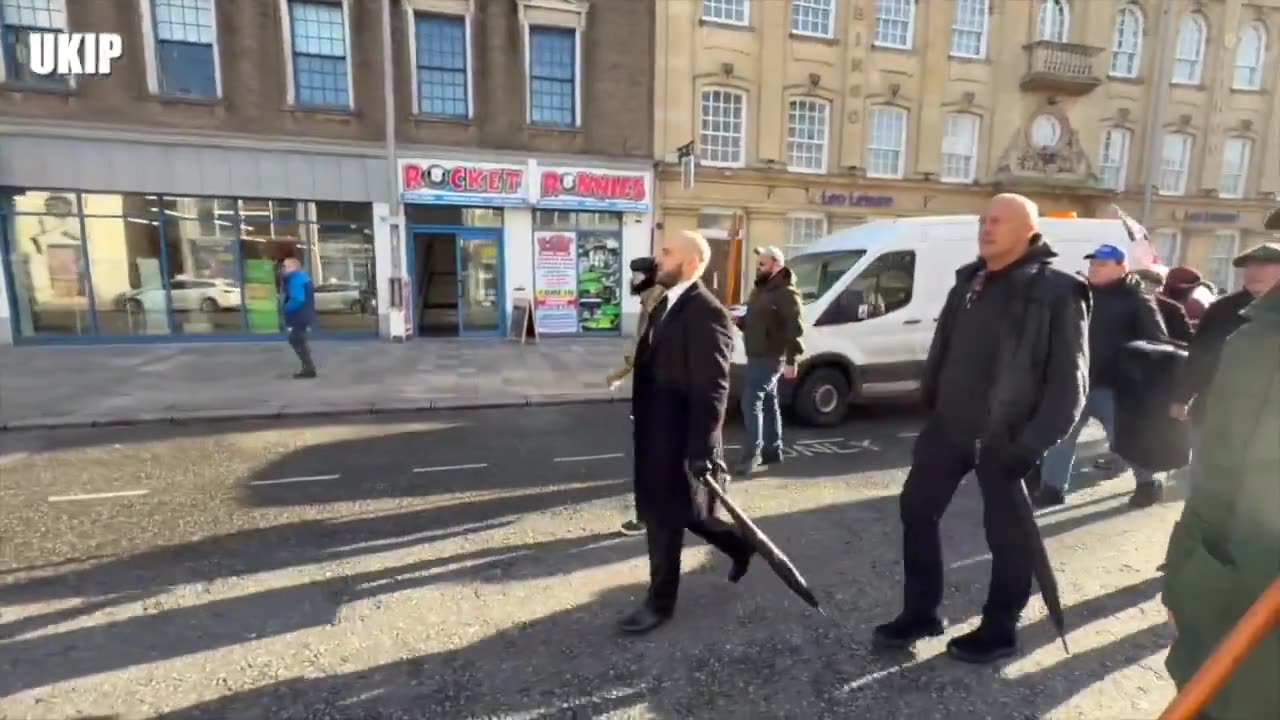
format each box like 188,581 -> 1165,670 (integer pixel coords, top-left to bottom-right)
0,338 -> 632,430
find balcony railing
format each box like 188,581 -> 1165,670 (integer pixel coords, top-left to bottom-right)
1020,41 -> 1104,94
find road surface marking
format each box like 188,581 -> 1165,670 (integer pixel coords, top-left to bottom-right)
797,438 -> 844,444
553,453 -> 625,463
248,474 -> 340,486
724,444 -> 741,450
898,431 -> 920,438
413,463 -> 488,473
48,490 -> 149,502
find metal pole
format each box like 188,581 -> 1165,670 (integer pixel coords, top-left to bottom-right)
1140,1 -> 1176,228
379,0 -> 405,337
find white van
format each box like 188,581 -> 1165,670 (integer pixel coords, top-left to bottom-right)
730,214 -> 1148,427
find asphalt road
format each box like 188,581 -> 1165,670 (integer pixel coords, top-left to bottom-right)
0,405 -> 1180,719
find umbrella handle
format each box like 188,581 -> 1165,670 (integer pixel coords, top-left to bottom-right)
1158,577 -> 1280,720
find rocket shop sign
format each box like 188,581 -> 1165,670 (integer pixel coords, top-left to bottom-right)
536,167 -> 651,212
400,160 -> 528,207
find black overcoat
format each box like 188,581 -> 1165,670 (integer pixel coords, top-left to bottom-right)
631,280 -> 733,528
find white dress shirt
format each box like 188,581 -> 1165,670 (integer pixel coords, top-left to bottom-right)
660,279 -> 695,317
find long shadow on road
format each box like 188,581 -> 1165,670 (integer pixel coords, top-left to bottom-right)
0,477 -> 1161,710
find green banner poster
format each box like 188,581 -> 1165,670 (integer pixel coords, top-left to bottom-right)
244,259 -> 280,333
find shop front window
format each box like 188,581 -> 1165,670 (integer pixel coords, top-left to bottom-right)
4,190 -> 377,341
7,197 -> 92,338
307,222 -> 376,331
159,200 -> 247,335
83,209 -> 170,337
532,210 -> 623,335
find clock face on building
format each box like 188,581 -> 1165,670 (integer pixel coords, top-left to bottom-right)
1030,113 -> 1063,149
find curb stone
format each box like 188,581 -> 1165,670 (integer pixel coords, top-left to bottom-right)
0,392 -> 631,432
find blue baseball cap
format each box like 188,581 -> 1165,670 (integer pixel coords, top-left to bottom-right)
1085,244 -> 1127,262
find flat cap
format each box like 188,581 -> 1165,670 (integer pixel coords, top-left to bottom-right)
1232,242 -> 1280,268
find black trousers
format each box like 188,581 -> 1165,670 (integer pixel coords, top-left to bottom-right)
288,325 -> 316,373
899,423 -> 1035,632
644,513 -> 751,617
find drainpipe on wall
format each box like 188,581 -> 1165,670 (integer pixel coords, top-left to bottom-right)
381,0 -> 407,340
1139,1 -> 1176,229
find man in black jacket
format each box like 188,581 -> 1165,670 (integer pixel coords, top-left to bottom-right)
619,230 -> 753,635
735,245 -> 804,474
1170,241 -> 1280,485
1037,244 -> 1167,509
872,194 -> 1090,664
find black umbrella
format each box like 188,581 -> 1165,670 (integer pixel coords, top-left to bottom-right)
695,463 -> 823,612
1016,472 -> 1070,654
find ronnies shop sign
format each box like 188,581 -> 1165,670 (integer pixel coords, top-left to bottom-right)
537,167 -> 651,212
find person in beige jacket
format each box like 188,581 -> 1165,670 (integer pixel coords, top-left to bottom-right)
606,257 -> 666,536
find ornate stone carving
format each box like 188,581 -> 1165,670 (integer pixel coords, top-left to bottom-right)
995,126 -> 1097,185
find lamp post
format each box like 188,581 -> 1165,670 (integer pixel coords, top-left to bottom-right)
1139,1 -> 1176,228
380,0 -> 406,339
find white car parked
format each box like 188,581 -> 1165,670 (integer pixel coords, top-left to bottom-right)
123,277 -> 243,314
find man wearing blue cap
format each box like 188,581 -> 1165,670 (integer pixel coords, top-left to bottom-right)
1037,243 -> 1167,508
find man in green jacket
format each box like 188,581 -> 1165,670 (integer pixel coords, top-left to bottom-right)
1161,207 -> 1280,719
735,245 -> 804,475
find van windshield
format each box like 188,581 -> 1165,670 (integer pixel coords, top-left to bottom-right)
788,250 -> 866,303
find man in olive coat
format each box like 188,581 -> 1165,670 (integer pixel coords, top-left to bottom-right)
619,231 -> 754,635
1161,277 -> 1280,720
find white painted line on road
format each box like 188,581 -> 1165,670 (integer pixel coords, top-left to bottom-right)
898,431 -> 920,438
553,453 -> 625,463
412,463 -> 488,473
724,444 -> 741,450
48,490 -> 150,503
797,437 -> 844,444
248,474 -> 340,486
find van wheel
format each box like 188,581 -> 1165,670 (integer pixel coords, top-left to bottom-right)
793,367 -> 850,427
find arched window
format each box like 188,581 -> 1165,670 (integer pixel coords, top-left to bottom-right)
1172,14 -> 1208,85
1233,22 -> 1267,90
1037,0 -> 1069,42
1110,5 -> 1144,78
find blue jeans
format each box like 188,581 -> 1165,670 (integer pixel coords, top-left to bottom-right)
1043,387 -> 1154,492
740,358 -> 784,460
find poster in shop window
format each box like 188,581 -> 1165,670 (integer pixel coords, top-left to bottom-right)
576,233 -> 622,333
243,258 -> 281,333
533,231 -> 579,334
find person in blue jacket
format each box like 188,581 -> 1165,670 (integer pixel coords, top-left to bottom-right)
281,257 -> 317,379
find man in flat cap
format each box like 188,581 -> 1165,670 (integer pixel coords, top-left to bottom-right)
1171,229 -> 1280,486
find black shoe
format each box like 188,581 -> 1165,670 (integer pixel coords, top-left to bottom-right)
618,605 -> 670,635
1031,486 -> 1065,509
728,549 -> 753,583
760,449 -> 783,466
293,370 -> 317,379
733,456 -> 761,475
619,520 -> 646,537
946,623 -> 1018,664
872,613 -> 946,650
1128,482 -> 1164,508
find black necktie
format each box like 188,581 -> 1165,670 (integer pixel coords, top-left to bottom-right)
649,295 -> 670,332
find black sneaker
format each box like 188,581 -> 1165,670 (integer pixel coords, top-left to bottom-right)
733,456 -> 761,476
872,613 -> 946,650
1031,486 -> 1066,509
946,623 -> 1018,664
760,449 -> 783,466
293,370 -> 317,379
1128,482 -> 1164,508
619,520 -> 646,537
